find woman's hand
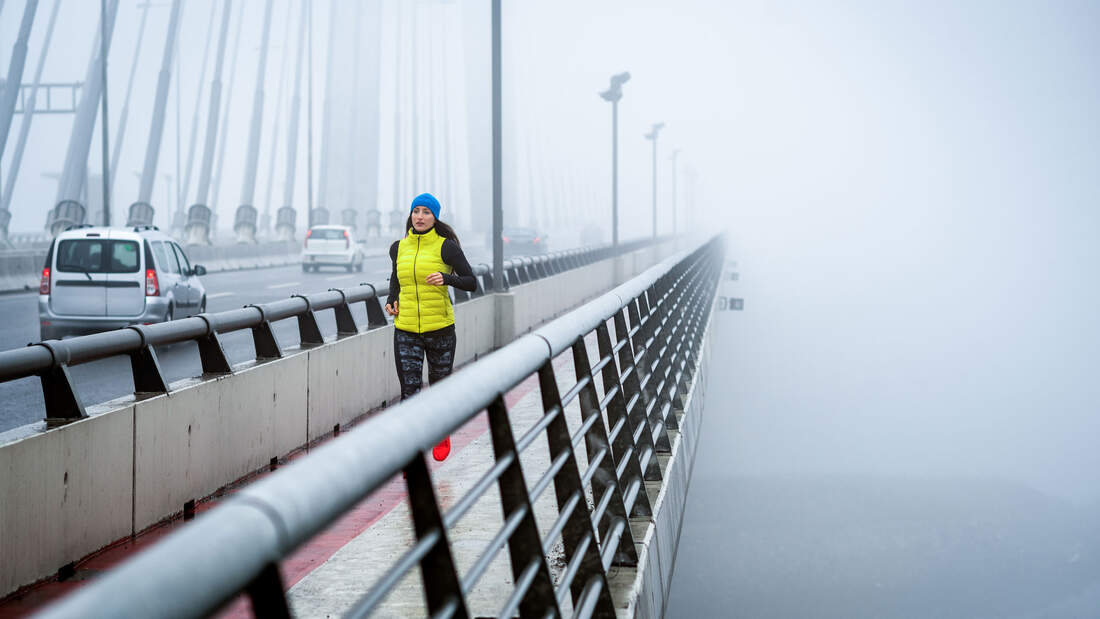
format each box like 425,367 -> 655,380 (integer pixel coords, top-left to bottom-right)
385,301 -> 399,316
425,272 -> 445,286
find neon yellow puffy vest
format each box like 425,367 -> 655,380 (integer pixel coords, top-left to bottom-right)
394,227 -> 454,333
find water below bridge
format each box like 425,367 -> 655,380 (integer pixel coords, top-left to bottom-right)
666,275 -> 1100,618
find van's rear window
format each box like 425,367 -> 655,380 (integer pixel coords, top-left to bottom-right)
56,239 -> 141,273
309,228 -> 346,240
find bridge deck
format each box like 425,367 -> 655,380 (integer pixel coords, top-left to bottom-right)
1,328 -> 691,618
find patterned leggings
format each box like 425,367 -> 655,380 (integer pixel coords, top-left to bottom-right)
394,325 -> 457,400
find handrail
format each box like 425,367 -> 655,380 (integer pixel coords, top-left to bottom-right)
36,234 -> 724,619
1,237 -> 668,425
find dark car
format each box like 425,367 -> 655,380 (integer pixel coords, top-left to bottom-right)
502,227 -> 548,256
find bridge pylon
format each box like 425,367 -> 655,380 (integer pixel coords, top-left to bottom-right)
233,204 -> 258,244
274,206 -> 296,242
126,202 -> 155,228
186,204 -> 213,245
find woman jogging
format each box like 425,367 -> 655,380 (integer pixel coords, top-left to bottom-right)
385,192 -> 477,412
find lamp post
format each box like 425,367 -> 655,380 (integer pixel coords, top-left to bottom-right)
599,71 -> 629,246
670,148 -> 680,235
491,0 -> 502,290
643,122 -> 664,239
99,0 -> 111,225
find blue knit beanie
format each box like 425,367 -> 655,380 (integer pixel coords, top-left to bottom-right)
410,193 -> 441,220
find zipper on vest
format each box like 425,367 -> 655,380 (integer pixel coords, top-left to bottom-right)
413,235 -> 422,333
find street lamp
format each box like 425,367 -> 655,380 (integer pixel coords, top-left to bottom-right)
643,122 -> 664,239
99,0 -> 112,226
670,149 -> 680,235
599,71 -> 630,246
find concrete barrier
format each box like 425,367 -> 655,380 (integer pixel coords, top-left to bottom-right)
132,354 -> 311,533
0,406 -> 135,597
305,327 -> 397,443
0,250 -> 45,294
0,240 -> 683,597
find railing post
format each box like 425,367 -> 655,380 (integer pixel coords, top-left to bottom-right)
196,314 -> 233,375
290,294 -> 324,346
612,309 -> 662,481
571,337 -> 638,567
536,361 -> 616,616
626,293 -> 674,453
125,326 -> 170,396
478,264 -> 494,292
360,284 -> 389,329
595,322 -> 654,518
130,345 -> 170,396
328,288 -> 360,337
245,305 -> 283,360
245,563 -> 291,619
646,283 -> 680,434
485,395 -> 562,618
37,340 -> 88,425
404,453 -> 470,619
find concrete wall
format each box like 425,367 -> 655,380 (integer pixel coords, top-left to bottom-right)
0,239 -> 683,597
0,406 -> 135,597
0,250 -> 45,294
133,355 -> 311,533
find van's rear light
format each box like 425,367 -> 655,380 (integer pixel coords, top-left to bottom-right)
532,237 -> 540,244
343,229 -> 350,249
145,269 -> 159,296
305,229 -> 313,248
39,268 -> 50,295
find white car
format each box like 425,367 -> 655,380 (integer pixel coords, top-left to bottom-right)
38,225 -> 208,340
301,225 -> 365,273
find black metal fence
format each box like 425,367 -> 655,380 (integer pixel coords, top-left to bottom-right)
36,235 -> 723,619
0,238 -> 662,426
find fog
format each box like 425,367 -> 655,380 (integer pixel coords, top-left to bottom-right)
3,0 -> 1099,615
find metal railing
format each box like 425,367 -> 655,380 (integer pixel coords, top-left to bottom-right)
36,235 -> 724,619
0,238 -> 665,426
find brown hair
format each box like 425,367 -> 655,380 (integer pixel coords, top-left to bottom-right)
405,216 -> 461,249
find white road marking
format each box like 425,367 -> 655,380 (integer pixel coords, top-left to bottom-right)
326,275 -> 354,281
267,282 -> 301,290
207,292 -> 234,299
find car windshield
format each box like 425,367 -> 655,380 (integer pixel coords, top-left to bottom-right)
309,228 -> 346,240
56,239 -> 141,273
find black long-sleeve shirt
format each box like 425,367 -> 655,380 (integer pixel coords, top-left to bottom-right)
387,232 -> 477,306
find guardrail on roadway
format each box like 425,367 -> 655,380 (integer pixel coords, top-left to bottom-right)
0,237 -> 663,425
36,235 -> 724,618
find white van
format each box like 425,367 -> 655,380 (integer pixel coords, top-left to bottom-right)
38,225 -> 208,340
301,225 -> 365,273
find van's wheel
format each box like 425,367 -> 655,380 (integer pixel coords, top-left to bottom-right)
302,264 -> 309,273
199,297 -> 207,314
166,304 -> 174,322
356,261 -> 364,272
